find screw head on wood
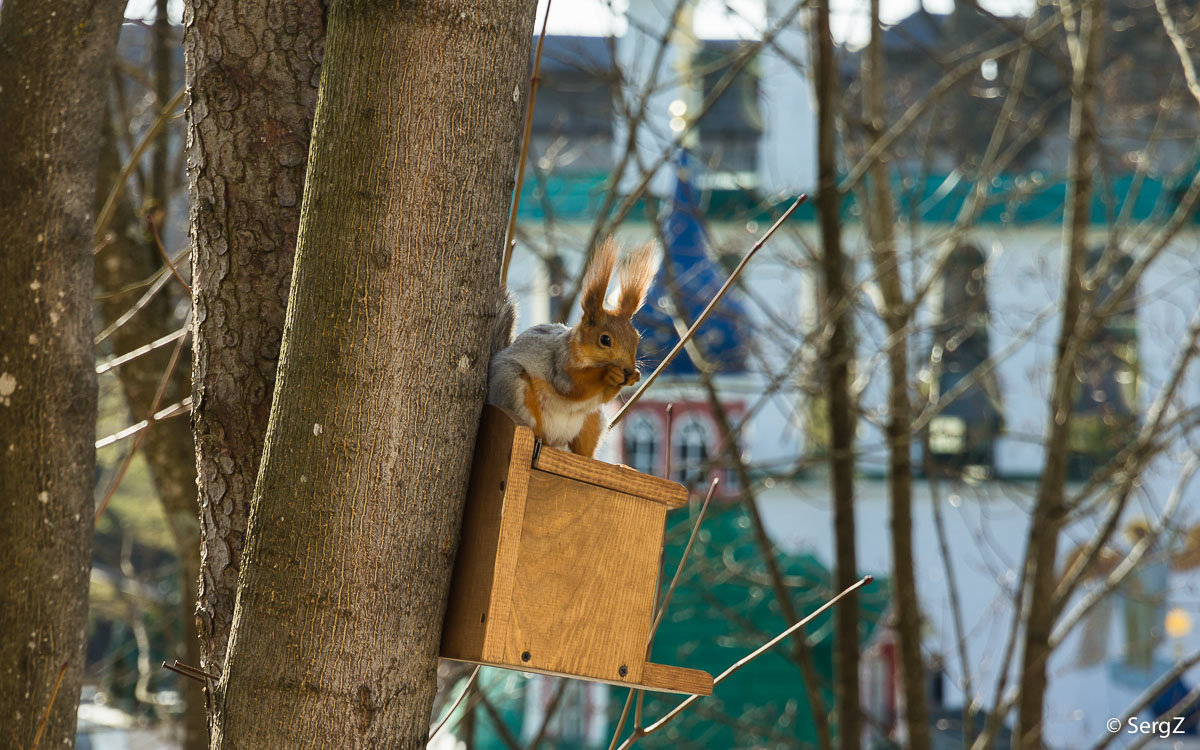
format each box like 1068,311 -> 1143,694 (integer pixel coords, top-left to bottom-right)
521,651 -> 531,662
618,665 -> 628,677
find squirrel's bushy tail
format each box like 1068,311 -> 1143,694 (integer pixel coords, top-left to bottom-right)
490,293 -> 517,356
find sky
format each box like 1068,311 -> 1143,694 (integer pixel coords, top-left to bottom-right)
124,0 -> 1033,48
527,0 -> 1033,47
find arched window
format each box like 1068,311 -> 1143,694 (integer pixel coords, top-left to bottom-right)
1068,248 -> 1139,480
673,416 -> 711,486
623,414 -> 661,477
925,243 -> 1002,477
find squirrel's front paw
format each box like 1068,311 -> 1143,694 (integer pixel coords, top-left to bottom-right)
603,365 -> 627,387
624,369 -> 641,386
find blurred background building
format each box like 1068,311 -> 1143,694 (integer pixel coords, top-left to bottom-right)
98,1 -> 1200,747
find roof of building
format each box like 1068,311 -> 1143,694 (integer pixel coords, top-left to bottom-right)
516,169 -> 1200,227
635,151 -> 752,376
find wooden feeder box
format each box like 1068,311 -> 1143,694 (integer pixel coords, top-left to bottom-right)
440,405 -> 713,696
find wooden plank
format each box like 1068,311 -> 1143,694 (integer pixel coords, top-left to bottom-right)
478,415 -> 537,661
439,656 -> 713,696
534,445 -> 688,507
503,471 -> 664,685
441,406 -> 519,661
640,662 -> 713,696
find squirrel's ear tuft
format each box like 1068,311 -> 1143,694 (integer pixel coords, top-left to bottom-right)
617,242 -> 660,318
581,237 -> 618,321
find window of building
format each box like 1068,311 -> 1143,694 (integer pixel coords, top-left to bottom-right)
673,415 -> 712,486
521,676 -> 609,746
529,37 -> 615,174
924,243 -> 1002,477
694,40 -> 762,177
1068,247 -> 1139,480
623,413 -> 661,477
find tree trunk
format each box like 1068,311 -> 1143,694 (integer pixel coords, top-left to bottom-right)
811,1 -> 859,744
1015,1 -> 1103,746
862,2 -> 931,747
812,2 -> 862,748
95,121 -> 208,750
183,0 -> 326,680
0,1 -> 123,747
209,1 -> 535,746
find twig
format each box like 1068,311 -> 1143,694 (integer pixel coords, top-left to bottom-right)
29,661 -> 68,750
162,661 -> 204,683
476,689 -> 524,750
560,0 -> 691,319
1127,681 -> 1200,750
614,575 -> 875,750
94,324 -> 189,523
160,660 -> 218,684
639,194 -> 834,750
1093,647 -> 1200,750
607,689 -> 636,750
838,13 -> 1062,195
664,403 -> 674,480
927,472 -> 976,736
559,0 -> 807,321
649,477 -> 717,636
94,87 -> 185,248
427,665 -> 480,745
973,458 -> 1197,749
635,402 -> 679,730
173,660 -> 218,681
96,326 -> 188,375
635,471 -> 715,732
95,398 -> 192,450
94,254 -> 179,344
501,0 -> 553,288
609,195 -> 806,428
525,678 -> 569,750
147,215 -> 191,294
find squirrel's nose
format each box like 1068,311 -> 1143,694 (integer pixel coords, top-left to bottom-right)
623,368 -> 637,380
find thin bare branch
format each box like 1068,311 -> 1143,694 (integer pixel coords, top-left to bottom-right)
609,195 -> 806,427
1094,648 -> 1200,750
94,324 -> 190,523
614,576 -> 875,750
502,0 -> 553,287
94,87 -> 185,249
96,326 -> 187,375
148,215 -> 191,294
95,398 -> 192,450
93,254 -> 180,345
649,478 -> 718,637
427,665 -> 480,745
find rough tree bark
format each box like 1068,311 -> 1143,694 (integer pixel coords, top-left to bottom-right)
183,0 -> 326,680
1015,0 -> 1104,746
0,0 -> 124,747
861,1 -> 931,747
813,1 -> 862,747
95,121 -> 208,750
209,1 -> 535,746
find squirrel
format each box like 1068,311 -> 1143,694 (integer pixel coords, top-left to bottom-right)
487,238 -> 659,458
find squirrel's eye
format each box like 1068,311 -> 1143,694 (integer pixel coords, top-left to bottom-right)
599,334 -> 612,347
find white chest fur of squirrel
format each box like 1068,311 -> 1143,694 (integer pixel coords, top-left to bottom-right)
488,238 -> 659,457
